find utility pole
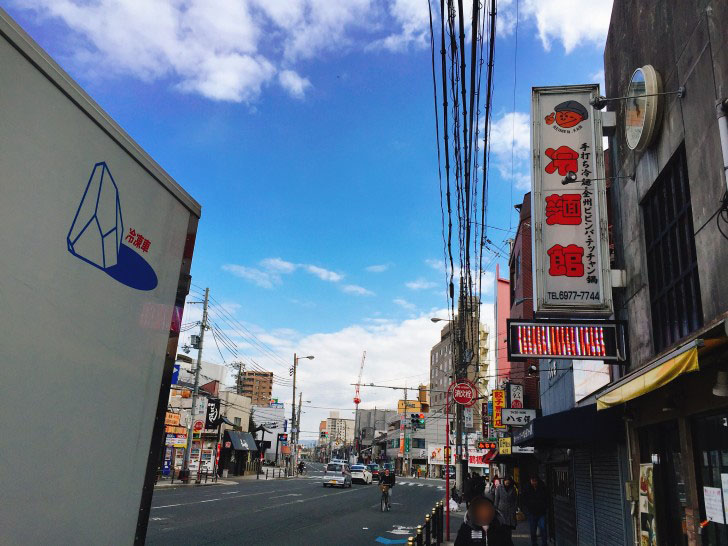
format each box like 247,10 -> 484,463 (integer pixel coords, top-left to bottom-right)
403,387 -> 408,477
183,287 -> 209,481
295,392 -> 302,470
290,353 -> 297,475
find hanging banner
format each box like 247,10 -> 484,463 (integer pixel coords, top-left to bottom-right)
531,85 -> 613,315
205,399 -> 221,429
492,389 -> 506,429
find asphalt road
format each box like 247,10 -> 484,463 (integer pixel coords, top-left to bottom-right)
146,463 -> 445,545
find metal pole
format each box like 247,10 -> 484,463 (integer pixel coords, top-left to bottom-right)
291,353 -> 297,475
295,392 -> 302,471
445,391 -> 451,541
183,287 -> 208,480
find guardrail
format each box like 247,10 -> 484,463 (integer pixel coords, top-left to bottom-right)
406,501 -> 444,545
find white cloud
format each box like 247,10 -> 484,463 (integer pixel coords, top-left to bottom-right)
223,257 -> 343,286
521,0 -> 613,53
221,264 -> 279,289
369,0 -> 430,51
406,278 -> 438,291
366,264 -> 390,273
342,284 -> 375,296
393,298 -> 416,311
303,264 -> 343,283
260,257 -> 297,273
16,0 -> 431,103
488,111 -> 531,191
278,69 -> 312,99
591,69 -> 606,92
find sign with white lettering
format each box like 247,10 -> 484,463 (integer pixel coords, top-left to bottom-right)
531,85 -> 612,315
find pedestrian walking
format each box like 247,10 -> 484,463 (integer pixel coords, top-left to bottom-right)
463,473 -> 486,507
521,476 -> 548,546
455,494 -> 514,545
493,476 -> 518,540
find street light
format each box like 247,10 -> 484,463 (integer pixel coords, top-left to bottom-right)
291,354 -> 314,474
430,317 -> 453,323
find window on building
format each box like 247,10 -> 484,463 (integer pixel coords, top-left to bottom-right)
642,144 -> 702,353
551,466 -> 572,499
412,438 -> 426,449
234,417 -> 241,426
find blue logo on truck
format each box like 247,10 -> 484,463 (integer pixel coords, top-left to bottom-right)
67,162 -> 157,290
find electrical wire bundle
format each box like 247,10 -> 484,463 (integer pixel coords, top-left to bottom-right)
427,0 -> 499,373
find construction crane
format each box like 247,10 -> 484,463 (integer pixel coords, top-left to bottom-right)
353,351 -> 366,462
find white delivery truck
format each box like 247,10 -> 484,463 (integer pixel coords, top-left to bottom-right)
0,8 -> 201,544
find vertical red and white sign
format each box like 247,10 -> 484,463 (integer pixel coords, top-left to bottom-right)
531,85 -> 612,315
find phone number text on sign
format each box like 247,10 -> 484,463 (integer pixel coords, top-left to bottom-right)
548,290 -> 600,301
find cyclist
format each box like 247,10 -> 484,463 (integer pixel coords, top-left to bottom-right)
297,461 -> 305,475
379,467 -> 396,508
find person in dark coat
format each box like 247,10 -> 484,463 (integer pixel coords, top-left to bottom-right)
493,476 -> 518,540
455,495 -> 514,546
520,476 -> 548,546
464,473 -> 487,506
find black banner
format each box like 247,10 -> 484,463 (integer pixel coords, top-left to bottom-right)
205,398 -> 221,429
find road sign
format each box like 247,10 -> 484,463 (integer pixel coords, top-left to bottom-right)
453,381 -> 477,407
193,420 -> 204,432
502,408 -> 537,426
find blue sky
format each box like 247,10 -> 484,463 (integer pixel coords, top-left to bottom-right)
7,0 -> 613,437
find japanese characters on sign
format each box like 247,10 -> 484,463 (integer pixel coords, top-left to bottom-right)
125,227 -> 152,253
509,384 -> 524,409
501,408 -> 537,426
492,389 -> 506,429
498,438 -> 512,455
531,85 -> 612,315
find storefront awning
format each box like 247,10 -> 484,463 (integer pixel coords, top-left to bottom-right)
596,344 -> 699,410
512,404 -> 623,447
225,430 -> 258,451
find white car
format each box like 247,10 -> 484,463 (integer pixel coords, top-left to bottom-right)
350,464 -> 373,484
323,462 -> 352,488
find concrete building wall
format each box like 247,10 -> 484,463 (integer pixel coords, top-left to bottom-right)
240,371 -> 273,406
605,0 -> 728,369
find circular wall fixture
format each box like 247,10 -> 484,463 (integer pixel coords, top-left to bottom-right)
625,65 -> 663,151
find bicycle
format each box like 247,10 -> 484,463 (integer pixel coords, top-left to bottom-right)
380,484 -> 390,512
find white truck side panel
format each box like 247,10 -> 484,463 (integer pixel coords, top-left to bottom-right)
0,10 -> 199,544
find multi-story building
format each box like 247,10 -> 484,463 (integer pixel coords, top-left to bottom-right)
427,302 -> 492,478
354,408 -> 397,463
239,370 -> 273,406
326,411 -> 354,449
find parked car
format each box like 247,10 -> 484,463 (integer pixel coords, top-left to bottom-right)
350,464 -> 373,484
323,462 -> 352,488
366,463 -> 380,481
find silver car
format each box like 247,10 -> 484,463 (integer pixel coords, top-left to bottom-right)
323,462 -> 352,488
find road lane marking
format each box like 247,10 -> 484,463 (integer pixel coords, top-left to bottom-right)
152,488 -> 287,509
269,493 -> 302,499
221,490 -> 239,495
252,485 -> 369,513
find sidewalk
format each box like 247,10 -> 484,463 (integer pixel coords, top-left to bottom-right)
445,507 -> 533,545
154,477 -> 237,489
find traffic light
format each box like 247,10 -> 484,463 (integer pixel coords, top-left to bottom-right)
410,413 -> 418,430
418,413 -> 425,429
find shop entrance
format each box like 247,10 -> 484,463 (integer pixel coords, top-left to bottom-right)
693,412 -> 728,545
638,420 -> 688,546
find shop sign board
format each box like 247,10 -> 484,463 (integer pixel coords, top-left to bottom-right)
453,381 -> 477,407
502,409 -> 537,426
165,412 -> 180,426
464,407 -> 474,429
428,445 -> 455,466
193,420 -> 204,432
492,389 -> 506,429
165,434 -> 188,448
507,319 -> 626,362
531,85 -> 612,315
509,384 -> 524,408
498,438 -> 512,455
